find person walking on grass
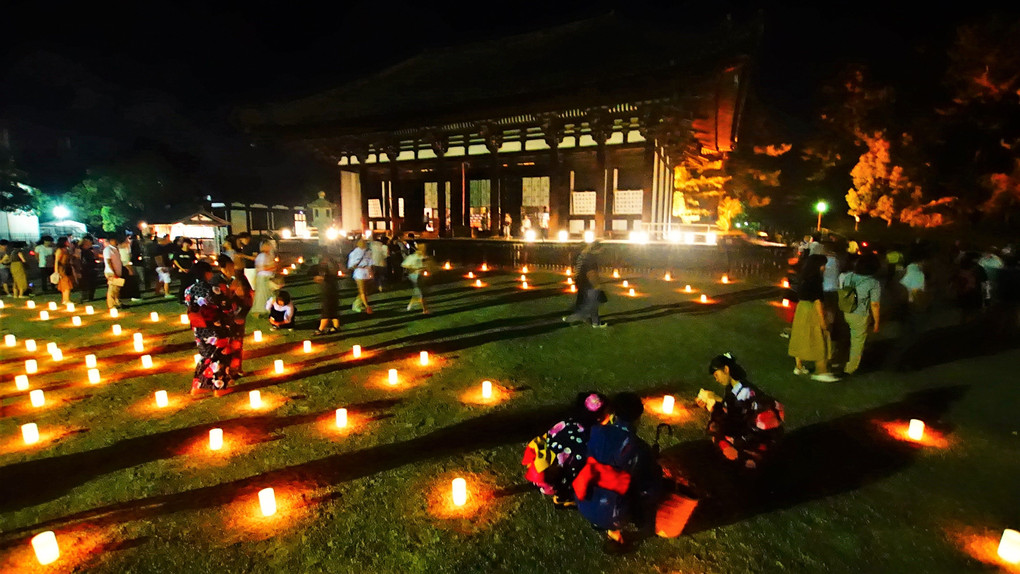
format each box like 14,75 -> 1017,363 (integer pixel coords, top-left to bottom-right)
839,253 -> 882,375
313,250 -> 341,335
172,238 -> 196,303
789,254 -> 838,381
103,235 -> 124,309
185,261 -> 237,396
401,242 -> 430,314
216,255 -> 252,376
370,235 -> 388,292
251,239 -> 277,317
347,238 -> 374,314
563,241 -> 607,328
36,236 -> 54,293
54,236 -> 77,305
78,235 -> 98,302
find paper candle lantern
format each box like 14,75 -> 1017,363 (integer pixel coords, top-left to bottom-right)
71,316 -> 82,326
481,263 -> 488,272
781,279 -> 790,289
566,277 -> 573,285
622,280 -> 629,288
664,273 -> 672,281
467,271 -> 475,279
85,354 -> 97,368
519,274 -> 526,282
452,478 -> 467,507
26,359 -> 38,374
22,422 -> 40,445
336,408 -> 348,428
150,311 -> 159,322
85,305 -> 95,315
112,324 -> 122,336
66,303 -> 75,312
180,314 -> 189,325
722,274 -> 729,284
352,344 -> 362,358
907,419 -> 925,441
388,369 -> 398,385
141,355 -> 153,369
259,487 -> 277,516
154,390 -> 168,408
0,299 -> 3,308
25,339 -> 37,352
629,288 -> 636,297
685,285 -> 693,293
48,301 -> 57,311
700,294 -> 708,303
30,389 -> 44,407
194,354 -> 201,365
999,529 -> 1020,564
420,351 -> 429,366
521,281 -> 529,289
15,374 -> 30,390
282,268 -> 289,275
46,342 -> 57,354
51,349 -> 63,362
110,308 -> 118,318
569,285 -> 577,293
298,256 -> 304,264
522,266 -> 529,273
475,279 -> 482,288
274,359 -> 284,374
31,531 -> 59,565
39,311 -> 49,321
303,340 -> 312,353
253,330 -> 263,342
4,334 -> 14,346
612,269 -> 620,279
88,369 -> 100,384
566,267 -> 572,276
27,300 -> 36,309
662,395 -> 675,414
133,336 -> 144,353
482,380 -> 492,399
209,428 -> 223,450
443,261 -> 451,270
249,390 -> 262,408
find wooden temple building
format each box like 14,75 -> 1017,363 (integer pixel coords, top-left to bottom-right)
243,14 -> 756,240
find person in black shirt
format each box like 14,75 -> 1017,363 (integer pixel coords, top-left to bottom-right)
788,254 -> 837,381
77,235 -> 99,302
173,238 -> 196,303
563,241 -> 607,328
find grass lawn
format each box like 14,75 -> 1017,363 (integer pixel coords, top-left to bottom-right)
1,264 -> 1018,573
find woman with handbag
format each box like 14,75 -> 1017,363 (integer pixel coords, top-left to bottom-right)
53,237 -> 77,305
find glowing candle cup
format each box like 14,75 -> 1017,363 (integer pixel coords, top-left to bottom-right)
155,390 -> 168,408
258,487 -> 277,516
194,354 -> 201,365
352,344 -> 362,359
110,307 -> 118,318
46,342 -> 57,354
209,428 -> 223,450
141,355 -> 153,369
85,354 -> 97,368
622,280 -> 629,288
180,314 -> 189,325
482,380 -> 492,400
4,334 -> 14,346
26,359 -> 38,374
475,279 -> 482,288
39,311 -> 49,321
452,478 -> 467,507
722,274 -> 730,284
782,298 -> 790,308
25,339 -> 37,352
253,330 -> 263,342
700,294 -> 708,303
85,305 -> 95,315
629,288 -> 636,297
249,390 -> 262,408
303,340 -> 312,353
150,311 -> 159,322
30,389 -> 44,407
999,529 -> 1020,564
66,303 -> 75,312
27,300 -> 36,309
420,351 -> 429,366
662,395 -> 675,414
685,285 -> 693,293
71,316 -> 82,326
31,530 -> 59,566
336,408 -> 348,428
521,281 -> 529,289
274,359 -> 284,374
51,349 -> 63,362
664,273 -> 672,281
15,375 -> 30,391
907,419 -> 925,441
22,422 -> 40,445
112,324 -> 122,336
612,270 -> 620,279
388,368 -> 398,385
48,301 -> 57,311
88,368 -> 100,384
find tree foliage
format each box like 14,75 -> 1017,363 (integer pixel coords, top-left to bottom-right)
0,149 -> 38,214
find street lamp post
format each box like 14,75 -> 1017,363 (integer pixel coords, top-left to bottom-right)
815,201 -> 828,231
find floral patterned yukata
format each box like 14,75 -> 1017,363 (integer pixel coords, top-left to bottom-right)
185,278 -> 237,391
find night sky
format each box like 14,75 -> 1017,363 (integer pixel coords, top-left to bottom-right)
0,0 -> 1004,207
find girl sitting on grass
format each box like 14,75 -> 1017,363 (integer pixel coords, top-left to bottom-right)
266,290 -> 296,330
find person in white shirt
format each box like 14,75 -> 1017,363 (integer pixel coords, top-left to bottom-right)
401,243 -> 429,313
347,239 -> 374,313
539,207 -> 550,240
103,235 -> 124,309
251,240 -> 276,316
36,236 -> 54,293
266,290 -> 295,330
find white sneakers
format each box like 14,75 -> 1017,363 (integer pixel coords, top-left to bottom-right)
811,373 -> 839,382
793,367 -> 809,375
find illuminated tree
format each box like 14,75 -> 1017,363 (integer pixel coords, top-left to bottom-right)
982,159 -> 1020,222
716,196 -> 743,231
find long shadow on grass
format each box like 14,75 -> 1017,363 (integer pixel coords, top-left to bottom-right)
660,385 -> 967,534
0,399 -> 400,515
0,404 -> 566,539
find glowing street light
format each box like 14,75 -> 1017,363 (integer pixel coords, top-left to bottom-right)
815,200 -> 828,231
52,205 -> 71,220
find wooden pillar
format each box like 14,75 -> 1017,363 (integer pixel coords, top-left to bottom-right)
432,135 -> 449,237
643,141 -> 656,234
542,115 -> 565,235
589,111 -> 611,238
384,144 -> 400,235
357,158 -> 369,234
482,125 -> 503,237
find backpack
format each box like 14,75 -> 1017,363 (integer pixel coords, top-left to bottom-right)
837,273 -> 858,313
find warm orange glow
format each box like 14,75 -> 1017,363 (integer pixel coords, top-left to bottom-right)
519,274 -> 526,281
150,311 -> 159,322
612,269 -> 620,279
109,307 -> 118,318
51,348 -> 63,361
522,266 -> 529,273
85,354 -> 97,368
481,380 -> 492,399
71,316 -> 82,326
66,302 -> 75,312
566,277 -> 573,285
352,345 -> 362,359
155,390 -> 168,408
303,340 -> 312,353
88,369 -> 100,384
664,272 -> 672,281
25,339 -> 37,352
209,428 -> 223,450
85,305 -> 94,315
662,395 -> 675,414
180,314 -> 190,325
420,351 -> 429,366
685,285 -> 693,293
1001,530 -> 1020,564
112,324 -> 122,336
31,531 -> 59,565
908,419 -> 925,441
643,396 -> 692,422
521,281 -> 529,289
782,298 -> 790,307
878,420 -> 951,448
253,330 -> 263,342
133,333 -> 144,352
781,278 -> 790,289
141,355 -> 153,369
335,408 -> 348,428
569,285 -> 577,293
474,279 -> 483,288
30,389 -> 44,407
452,478 -> 467,507
25,359 -> 38,374
721,274 -> 729,284
22,423 -> 39,444
274,359 -> 284,374
566,267 -> 572,276
444,261 -> 451,270
39,310 -> 49,321
282,268 -> 289,275
467,271 -> 475,279
388,368 -> 398,385
948,525 -> 1020,572
628,288 -> 636,297
622,280 -> 629,288
258,487 -> 277,516
15,374 -> 29,391
27,300 -> 36,309
48,301 -> 58,311
249,390 -> 262,408
700,294 -> 708,303
480,263 -> 488,272
461,381 -> 510,405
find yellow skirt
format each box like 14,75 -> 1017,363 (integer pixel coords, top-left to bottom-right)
788,300 -> 829,362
